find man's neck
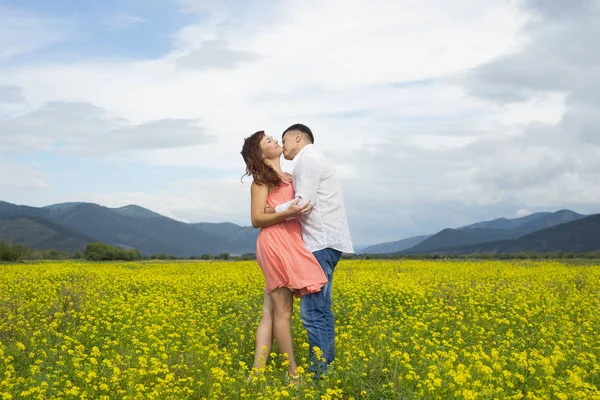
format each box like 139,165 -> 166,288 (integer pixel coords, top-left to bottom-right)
293,143 -> 312,161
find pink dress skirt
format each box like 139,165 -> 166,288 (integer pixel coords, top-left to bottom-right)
256,179 -> 328,296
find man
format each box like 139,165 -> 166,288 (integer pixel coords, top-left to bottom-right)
275,123 -> 354,376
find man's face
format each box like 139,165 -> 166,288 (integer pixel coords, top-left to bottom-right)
281,130 -> 299,160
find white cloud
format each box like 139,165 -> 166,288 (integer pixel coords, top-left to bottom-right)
0,158 -> 53,206
176,40 -> 259,70
0,85 -> 25,103
0,5 -> 67,60
0,101 -> 215,155
58,178 -> 252,225
171,0 -> 231,15
104,13 -> 147,29
1,0 -> 598,244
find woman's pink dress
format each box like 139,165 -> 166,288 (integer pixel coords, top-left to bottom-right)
256,179 -> 328,296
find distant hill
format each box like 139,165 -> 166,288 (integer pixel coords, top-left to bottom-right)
2,200 -> 594,256
510,210 -> 585,237
360,209 -> 587,255
0,200 -> 46,219
0,201 -> 258,256
404,228 -> 514,254
458,212 -> 552,230
0,216 -> 92,252
360,235 -> 431,254
191,222 -> 259,254
429,214 -> 600,254
47,203 -> 222,256
112,205 -> 165,219
192,222 -> 250,238
402,210 -> 585,254
44,202 -> 86,211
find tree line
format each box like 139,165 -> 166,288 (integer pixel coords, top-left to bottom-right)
342,252 -> 600,260
0,241 -> 256,262
2,241 -> 600,262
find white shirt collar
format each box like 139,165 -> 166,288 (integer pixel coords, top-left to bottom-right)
293,144 -> 314,162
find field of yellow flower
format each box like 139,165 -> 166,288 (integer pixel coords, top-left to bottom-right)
1,260 -> 599,399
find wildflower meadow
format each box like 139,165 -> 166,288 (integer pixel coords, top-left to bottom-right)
1,260 -> 599,399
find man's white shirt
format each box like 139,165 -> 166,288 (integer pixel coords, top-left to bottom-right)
275,144 -> 354,254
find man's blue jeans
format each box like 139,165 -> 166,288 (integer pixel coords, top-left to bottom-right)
300,248 -> 342,375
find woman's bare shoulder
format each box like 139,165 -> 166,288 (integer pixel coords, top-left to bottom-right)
251,180 -> 272,195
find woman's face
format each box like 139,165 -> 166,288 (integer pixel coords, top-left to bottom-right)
260,134 -> 283,160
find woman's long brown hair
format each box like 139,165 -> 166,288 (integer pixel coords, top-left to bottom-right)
241,131 -> 283,187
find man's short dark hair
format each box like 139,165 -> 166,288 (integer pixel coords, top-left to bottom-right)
282,123 -> 314,144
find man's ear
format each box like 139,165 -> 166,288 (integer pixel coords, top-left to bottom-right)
296,132 -> 302,143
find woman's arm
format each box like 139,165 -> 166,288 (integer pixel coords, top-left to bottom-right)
251,182 -> 309,228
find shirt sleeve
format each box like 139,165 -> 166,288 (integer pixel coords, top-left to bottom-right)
274,199 -> 294,213
293,154 -> 321,206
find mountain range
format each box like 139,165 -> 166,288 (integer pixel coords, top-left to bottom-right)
425,214 -> 600,255
0,201 -> 258,256
361,209 -> 600,255
1,200 -> 598,256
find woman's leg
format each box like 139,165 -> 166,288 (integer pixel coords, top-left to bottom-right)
270,287 -> 298,376
253,294 -> 274,370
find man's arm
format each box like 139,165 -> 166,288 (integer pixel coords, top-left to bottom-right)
251,183 -> 309,228
274,199 -> 295,213
273,159 -> 320,214
291,156 -> 321,208
271,198 -> 312,218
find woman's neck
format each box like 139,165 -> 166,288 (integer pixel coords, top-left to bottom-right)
264,158 -> 283,175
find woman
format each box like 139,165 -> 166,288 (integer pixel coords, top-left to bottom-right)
241,130 -> 328,379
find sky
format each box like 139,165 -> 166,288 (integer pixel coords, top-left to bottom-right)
1,0 -> 599,246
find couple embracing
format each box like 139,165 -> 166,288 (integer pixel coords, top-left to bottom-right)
241,124 -> 353,380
